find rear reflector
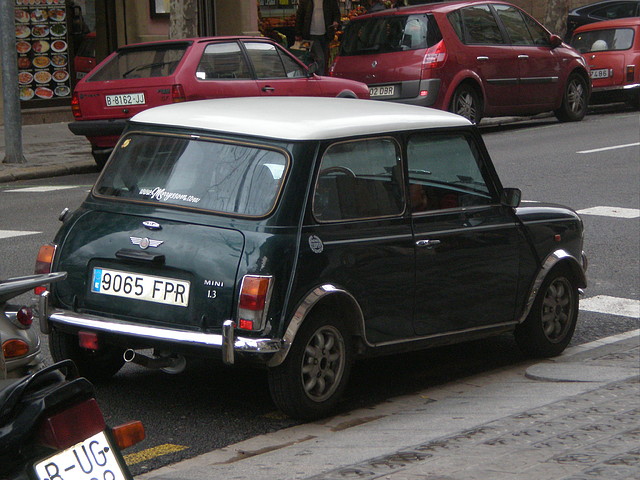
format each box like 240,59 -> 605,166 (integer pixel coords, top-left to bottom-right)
16,306 -> 33,327
38,398 -> 106,451
2,339 -> 30,359
112,421 -> 145,450
79,331 -> 100,350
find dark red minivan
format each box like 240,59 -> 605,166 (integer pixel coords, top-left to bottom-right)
69,36 -> 370,167
330,1 -> 590,124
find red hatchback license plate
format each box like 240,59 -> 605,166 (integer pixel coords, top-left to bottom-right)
105,93 -> 145,107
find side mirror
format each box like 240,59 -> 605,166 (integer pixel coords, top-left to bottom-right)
550,34 -> 563,49
501,188 -> 521,208
307,62 -> 319,76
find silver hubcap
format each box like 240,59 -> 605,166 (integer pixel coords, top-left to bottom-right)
567,80 -> 585,114
455,91 -> 477,121
541,277 -> 574,343
301,325 -> 345,402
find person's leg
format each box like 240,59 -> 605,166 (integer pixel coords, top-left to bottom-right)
310,34 -> 328,75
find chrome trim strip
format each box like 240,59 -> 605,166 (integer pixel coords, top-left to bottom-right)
517,249 -> 587,324
323,233 -> 413,246
46,310 -> 283,356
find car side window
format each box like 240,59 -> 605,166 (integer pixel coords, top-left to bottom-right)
278,50 -> 308,78
196,42 -> 252,80
244,42 -> 287,79
520,10 -> 551,46
406,133 -> 493,213
455,5 -> 505,45
313,138 -> 404,221
493,5 -> 535,45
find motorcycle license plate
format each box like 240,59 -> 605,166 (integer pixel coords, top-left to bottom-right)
91,267 -> 190,307
34,431 -> 129,480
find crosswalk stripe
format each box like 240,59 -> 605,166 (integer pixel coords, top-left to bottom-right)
577,206 -> 640,219
3,186 -> 79,193
580,295 -> 640,319
0,230 -> 41,239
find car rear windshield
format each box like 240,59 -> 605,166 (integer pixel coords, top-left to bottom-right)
88,44 -> 189,81
94,133 -> 288,217
340,14 -> 441,56
571,28 -> 635,53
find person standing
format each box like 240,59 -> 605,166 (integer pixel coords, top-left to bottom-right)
295,0 -> 341,75
367,0 -> 387,13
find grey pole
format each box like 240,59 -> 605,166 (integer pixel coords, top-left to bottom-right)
1,0 -> 26,164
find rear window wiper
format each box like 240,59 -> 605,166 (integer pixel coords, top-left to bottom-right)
122,61 -> 175,78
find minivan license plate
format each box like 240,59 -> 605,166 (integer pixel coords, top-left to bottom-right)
105,93 -> 145,106
91,267 -> 190,307
34,431 -> 128,480
369,85 -> 395,97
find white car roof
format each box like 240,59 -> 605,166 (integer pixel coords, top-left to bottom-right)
130,97 -> 471,141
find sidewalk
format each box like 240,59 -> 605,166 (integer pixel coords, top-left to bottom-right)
0,122 -> 96,183
138,330 -> 639,480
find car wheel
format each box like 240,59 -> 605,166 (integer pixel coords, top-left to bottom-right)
268,311 -> 352,420
91,148 -> 110,169
50,329 -> 125,381
554,73 -> 588,122
514,266 -> 578,358
449,83 -> 483,124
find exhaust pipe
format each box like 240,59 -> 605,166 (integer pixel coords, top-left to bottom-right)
123,349 -> 186,374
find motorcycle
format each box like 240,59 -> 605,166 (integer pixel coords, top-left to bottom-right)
1,273 -> 145,480
1,272 -> 66,378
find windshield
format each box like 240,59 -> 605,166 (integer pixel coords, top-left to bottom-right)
94,133 -> 288,217
340,14 -> 441,56
88,44 -> 189,81
571,28 -> 635,53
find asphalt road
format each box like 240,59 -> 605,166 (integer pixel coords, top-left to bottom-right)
1,105 -> 638,475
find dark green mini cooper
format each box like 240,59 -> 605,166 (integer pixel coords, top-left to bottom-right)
37,97 -> 587,419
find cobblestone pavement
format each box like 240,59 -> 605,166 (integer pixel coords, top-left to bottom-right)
308,377 -> 640,480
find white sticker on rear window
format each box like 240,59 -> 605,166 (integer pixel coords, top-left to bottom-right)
139,187 -> 201,204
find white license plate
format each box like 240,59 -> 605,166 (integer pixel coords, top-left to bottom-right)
91,267 -> 190,307
369,85 -> 395,97
105,93 -> 145,107
34,431 -> 128,480
590,68 -> 610,79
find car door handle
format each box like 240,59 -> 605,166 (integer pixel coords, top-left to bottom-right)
477,56 -> 489,61
518,55 -> 529,59
262,86 -> 275,92
415,239 -> 441,249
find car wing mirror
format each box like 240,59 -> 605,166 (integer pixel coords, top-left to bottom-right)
549,34 -> 563,49
307,62 -> 319,77
501,188 -> 521,208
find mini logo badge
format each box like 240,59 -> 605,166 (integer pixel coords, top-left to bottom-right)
130,236 -> 164,250
308,235 -> 324,254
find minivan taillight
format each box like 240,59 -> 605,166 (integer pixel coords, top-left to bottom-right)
422,40 -> 447,70
34,244 -> 56,294
71,92 -> 82,118
172,84 -> 186,103
237,275 -> 273,331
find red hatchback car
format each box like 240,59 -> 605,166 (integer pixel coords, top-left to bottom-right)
69,36 -> 370,167
330,1 -> 591,124
571,17 -> 640,108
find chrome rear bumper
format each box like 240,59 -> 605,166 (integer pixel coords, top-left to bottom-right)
39,293 -> 282,365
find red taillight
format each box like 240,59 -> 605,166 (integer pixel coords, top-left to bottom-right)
422,40 -> 447,70
626,65 -> 635,83
112,421 -> 145,450
71,92 -> 82,118
37,398 -> 106,450
237,275 -> 272,331
34,244 -> 56,294
171,84 -> 186,103
79,331 -> 100,350
16,306 -> 33,327
2,339 -> 30,359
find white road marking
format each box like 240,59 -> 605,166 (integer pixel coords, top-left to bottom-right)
580,295 -> 640,319
577,206 -> 640,218
0,229 -> 41,239
577,142 -> 640,154
4,186 -> 79,193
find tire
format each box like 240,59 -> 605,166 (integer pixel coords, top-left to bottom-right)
449,83 -> 483,124
91,148 -> 111,169
554,73 -> 588,122
514,266 -> 578,358
268,311 -> 352,420
49,329 -> 125,381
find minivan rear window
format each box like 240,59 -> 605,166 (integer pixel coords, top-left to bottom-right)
94,133 -> 288,217
340,14 -> 441,55
88,44 -> 189,81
